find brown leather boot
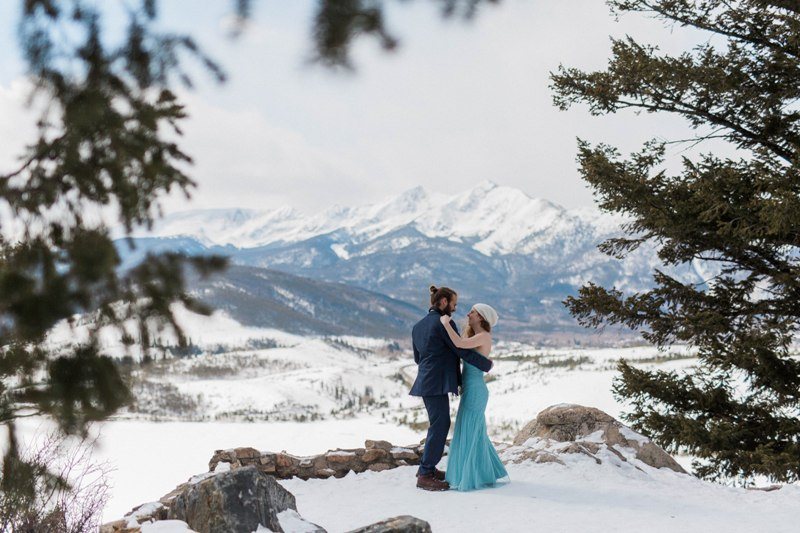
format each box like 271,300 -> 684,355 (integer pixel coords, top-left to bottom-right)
417,468 -> 446,481
416,473 -> 450,491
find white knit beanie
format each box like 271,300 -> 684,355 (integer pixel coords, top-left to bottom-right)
473,303 -> 499,328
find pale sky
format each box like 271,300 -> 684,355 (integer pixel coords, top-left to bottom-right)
0,0 -> 730,216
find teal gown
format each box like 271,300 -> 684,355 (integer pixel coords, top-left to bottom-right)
445,361 -> 509,491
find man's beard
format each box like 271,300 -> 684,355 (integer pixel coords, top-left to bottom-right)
433,302 -> 451,315
432,298 -> 455,315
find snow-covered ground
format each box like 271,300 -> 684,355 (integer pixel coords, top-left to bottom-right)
16,308 -> 798,530
16,416 -> 421,523
281,453 -> 800,533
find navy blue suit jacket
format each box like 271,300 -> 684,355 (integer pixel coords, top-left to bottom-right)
409,309 -> 493,397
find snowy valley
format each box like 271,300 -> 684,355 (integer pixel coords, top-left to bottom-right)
116,309 -> 695,442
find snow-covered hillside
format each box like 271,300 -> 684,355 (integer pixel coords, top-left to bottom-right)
98,307 -> 695,442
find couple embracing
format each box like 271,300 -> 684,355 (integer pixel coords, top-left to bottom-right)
410,285 -> 508,491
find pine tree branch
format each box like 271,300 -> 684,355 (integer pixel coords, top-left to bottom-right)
624,0 -> 800,60
614,97 -> 795,162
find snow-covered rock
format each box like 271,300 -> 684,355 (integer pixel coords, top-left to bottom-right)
509,404 -> 685,473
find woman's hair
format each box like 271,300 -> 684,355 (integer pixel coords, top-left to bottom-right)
429,285 -> 457,308
464,308 -> 491,338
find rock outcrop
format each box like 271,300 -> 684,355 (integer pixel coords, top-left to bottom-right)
346,515 -> 432,533
167,465 -> 324,533
208,439 -> 425,480
101,439 -> 426,532
507,404 -> 686,473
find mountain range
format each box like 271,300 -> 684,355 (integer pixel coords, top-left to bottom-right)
117,181 -> 704,341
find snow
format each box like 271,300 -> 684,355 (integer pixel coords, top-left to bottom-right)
213,461 -> 231,473
11,342 -> 800,533
582,430 -> 606,443
44,303 -> 303,361
330,243 -> 350,259
276,509 -> 321,532
125,501 -> 166,527
273,287 -> 316,315
326,451 -> 356,457
39,417 -> 419,522
141,521 -> 196,532
620,426 -> 651,444
280,456 -> 800,533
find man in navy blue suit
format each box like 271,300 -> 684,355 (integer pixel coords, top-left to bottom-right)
410,285 -> 494,491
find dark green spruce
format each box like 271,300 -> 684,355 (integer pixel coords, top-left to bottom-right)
552,0 -> 800,483
0,0 -> 237,523
0,0 -> 501,525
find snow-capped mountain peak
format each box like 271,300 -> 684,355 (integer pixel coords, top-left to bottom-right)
136,183 -> 611,256
119,183 -> 705,337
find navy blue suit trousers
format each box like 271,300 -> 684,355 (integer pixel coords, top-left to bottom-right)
419,395 -> 450,475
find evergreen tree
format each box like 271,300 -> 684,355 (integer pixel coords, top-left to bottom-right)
552,0 -> 800,482
0,0 -> 235,511
0,0 -> 500,518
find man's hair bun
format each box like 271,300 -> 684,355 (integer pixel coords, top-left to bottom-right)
429,285 -> 457,306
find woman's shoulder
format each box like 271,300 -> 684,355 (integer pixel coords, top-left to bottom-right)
475,331 -> 492,351
474,331 -> 492,342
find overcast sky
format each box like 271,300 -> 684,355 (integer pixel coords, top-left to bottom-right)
0,0 -> 728,215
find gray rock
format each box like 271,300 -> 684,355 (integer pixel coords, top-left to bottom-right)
506,449 -> 565,465
514,404 -> 615,443
512,404 -> 686,473
346,515 -> 432,533
365,439 -> 393,451
168,466 -> 297,533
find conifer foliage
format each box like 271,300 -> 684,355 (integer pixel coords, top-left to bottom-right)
0,0 -> 501,521
0,0 -> 236,517
553,1 -> 800,482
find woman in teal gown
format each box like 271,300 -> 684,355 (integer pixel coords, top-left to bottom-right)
440,303 -> 509,491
